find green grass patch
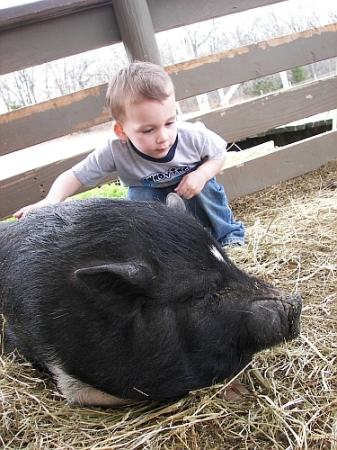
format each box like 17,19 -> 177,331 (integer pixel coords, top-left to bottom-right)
1,183 -> 128,223
72,182 -> 128,200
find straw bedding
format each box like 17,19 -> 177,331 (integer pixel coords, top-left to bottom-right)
1,159 -> 336,450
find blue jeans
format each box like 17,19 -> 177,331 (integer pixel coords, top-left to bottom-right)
127,178 -> 245,246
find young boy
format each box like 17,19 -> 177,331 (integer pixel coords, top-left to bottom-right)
14,61 -> 245,247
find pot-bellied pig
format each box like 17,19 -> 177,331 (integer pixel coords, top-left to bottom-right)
0,195 -> 301,407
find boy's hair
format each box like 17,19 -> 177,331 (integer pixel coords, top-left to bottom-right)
106,61 -> 174,123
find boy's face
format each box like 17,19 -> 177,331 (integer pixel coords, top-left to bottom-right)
114,93 -> 178,159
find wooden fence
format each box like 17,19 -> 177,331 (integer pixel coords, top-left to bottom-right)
0,0 -> 336,220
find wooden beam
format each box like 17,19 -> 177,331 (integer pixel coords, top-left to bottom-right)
218,130 -> 337,201
0,0 -> 287,75
0,151 -> 118,220
194,76 -> 337,143
1,74 -> 336,158
1,131 -> 336,220
112,0 -> 161,64
147,0 -> 287,32
0,0 -> 285,31
168,23 -> 337,99
0,84 -> 110,157
0,0 -> 111,31
0,5 -> 121,76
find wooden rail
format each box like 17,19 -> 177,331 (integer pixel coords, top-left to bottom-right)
1,24 -> 336,157
0,0 -> 285,74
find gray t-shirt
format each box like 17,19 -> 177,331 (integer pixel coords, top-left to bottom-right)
73,121 -> 227,188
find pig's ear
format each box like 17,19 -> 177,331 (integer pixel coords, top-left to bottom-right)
166,193 -> 186,211
74,262 -> 152,315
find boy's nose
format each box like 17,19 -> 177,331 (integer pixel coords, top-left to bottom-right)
156,131 -> 169,144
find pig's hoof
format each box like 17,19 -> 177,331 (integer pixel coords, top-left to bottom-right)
219,379 -> 250,402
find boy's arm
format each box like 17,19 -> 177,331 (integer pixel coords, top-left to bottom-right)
13,169 -> 84,218
174,156 -> 226,200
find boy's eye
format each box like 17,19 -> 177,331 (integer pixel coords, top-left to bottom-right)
142,120 -> 175,133
167,117 -> 176,125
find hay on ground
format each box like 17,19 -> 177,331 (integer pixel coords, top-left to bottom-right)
1,159 -> 337,450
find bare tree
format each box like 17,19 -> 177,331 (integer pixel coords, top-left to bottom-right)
0,68 -> 39,110
0,43 -> 127,112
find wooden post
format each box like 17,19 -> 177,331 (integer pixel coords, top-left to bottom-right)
111,0 -> 162,65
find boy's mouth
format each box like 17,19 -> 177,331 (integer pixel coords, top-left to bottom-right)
155,146 -> 170,154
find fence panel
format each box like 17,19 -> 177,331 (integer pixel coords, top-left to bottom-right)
0,0 -> 336,219
1,24 -> 336,156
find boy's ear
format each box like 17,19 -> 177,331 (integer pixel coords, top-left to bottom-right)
114,122 -> 128,141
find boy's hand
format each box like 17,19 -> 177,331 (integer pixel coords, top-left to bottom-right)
13,170 -> 83,219
13,198 -> 54,219
174,171 -> 207,200
175,157 -> 226,200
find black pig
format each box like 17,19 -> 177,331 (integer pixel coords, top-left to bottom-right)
0,196 -> 301,406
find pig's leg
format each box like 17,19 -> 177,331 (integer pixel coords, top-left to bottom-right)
50,365 -> 134,407
70,385 -> 134,407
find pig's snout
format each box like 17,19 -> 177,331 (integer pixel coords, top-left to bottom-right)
284,294 -> 302,339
